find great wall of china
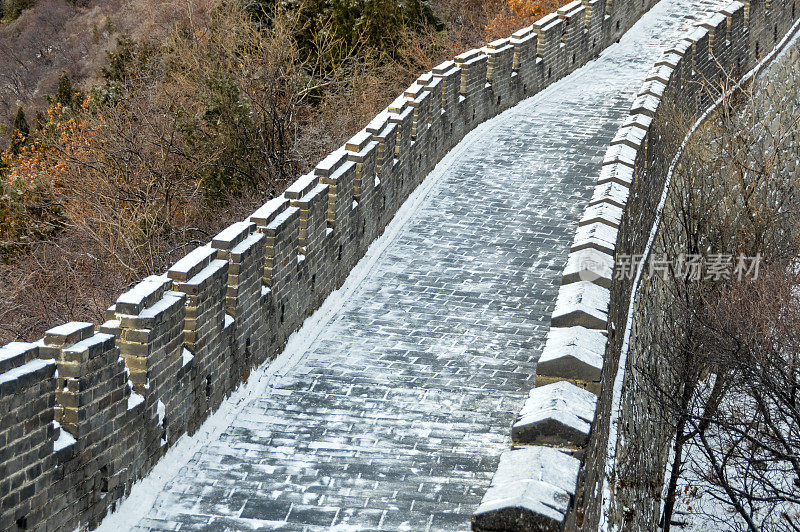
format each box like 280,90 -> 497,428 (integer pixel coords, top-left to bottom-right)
1,0 -> 798,530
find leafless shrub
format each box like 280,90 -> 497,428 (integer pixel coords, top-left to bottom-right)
628,49 -> 800,532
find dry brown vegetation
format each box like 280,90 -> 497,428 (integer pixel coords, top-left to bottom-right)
0,0 -> 569,344
0,0 -> 207,144
628,54 -> 800,531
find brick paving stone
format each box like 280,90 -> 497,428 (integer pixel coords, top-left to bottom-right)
107,0 -> 730,530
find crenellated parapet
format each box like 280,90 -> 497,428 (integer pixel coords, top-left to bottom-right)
211,221 -> 267,384
167,246 -> 230,427
102,275 -> 188,450
472,1 -> 800,530
0,0 -> 754,529
42,324 -> 132,530
0,342 -> 58,532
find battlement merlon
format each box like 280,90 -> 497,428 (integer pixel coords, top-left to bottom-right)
115,274 -> 173,316
0,341 -> 42,373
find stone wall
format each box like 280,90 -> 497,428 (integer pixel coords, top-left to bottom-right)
0,1 -> 662,530
471,1 -> 800,531
607,16 -> 800,532
591,2 -> 799,529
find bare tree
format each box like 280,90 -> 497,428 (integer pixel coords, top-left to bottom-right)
621,49 -> 800,532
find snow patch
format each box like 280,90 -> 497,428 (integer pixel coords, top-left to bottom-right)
52,421 -> 76,452
127,391 -> 144,410
182,348 -> 194,367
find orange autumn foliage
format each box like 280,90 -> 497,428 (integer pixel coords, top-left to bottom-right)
1,89 -> 200,270
485,0 -> 568,41
0,0 -> 574,344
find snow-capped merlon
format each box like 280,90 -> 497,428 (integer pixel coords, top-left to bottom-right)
472,446 -> 580,532
474,480 -> 571,531
167,245 -> 217,283
598,162 -> 635,188
284,172 -> 319,200
0,341 -> 41,374
667,36 -> 692,56
168,244 -> 228,291
493,446 -> 581,492
115,275 -> 173,316
44,322 -> 95,349
602,143 -> 638,168
656,51 -> 684,69
610,125 -> 647,151
589,181 -> 630,209
562,248 -> 614,289
570,222 -> 618,256
62,332 -> 116,361
700,11 -> 727,31
684,26 -> 710,47
345,130 -> 373,153
646,64 -> 675,85
579,202 -> 623,229
314,148 -> 347,177
638,79 -> 667,98
537,326 -> 607,385
629,92 -> 661,118
0,358 -> 56,394
511,381 -> 598,447
249,196 -> 289,227
211,221 -> 256,252
551,281 -> 610,330
621,112 -> 653,131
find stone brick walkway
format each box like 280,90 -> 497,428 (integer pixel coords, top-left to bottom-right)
100,1 -> 728,530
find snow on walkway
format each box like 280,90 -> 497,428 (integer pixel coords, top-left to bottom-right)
99,1 -> 729,529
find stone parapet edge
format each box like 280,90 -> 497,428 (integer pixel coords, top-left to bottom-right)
471,1 -> 800,531
0,1 -> 663,530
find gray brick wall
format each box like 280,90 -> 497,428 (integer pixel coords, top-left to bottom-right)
2,0 -> 784,530
569,0 -> 800,529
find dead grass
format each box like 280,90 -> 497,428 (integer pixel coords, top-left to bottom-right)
0,0 -> 571,344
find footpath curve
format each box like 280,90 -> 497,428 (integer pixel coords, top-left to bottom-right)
97,1 -> 729,530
